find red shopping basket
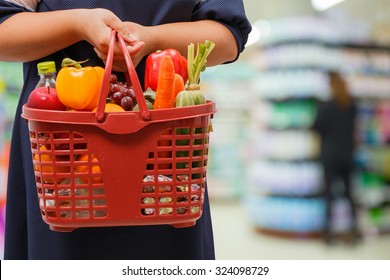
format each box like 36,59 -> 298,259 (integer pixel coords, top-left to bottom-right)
22,31 -> 216,232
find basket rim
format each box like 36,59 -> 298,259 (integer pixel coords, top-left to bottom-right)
22,101 -> 216,134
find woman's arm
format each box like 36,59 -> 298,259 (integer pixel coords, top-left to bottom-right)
0,8 -> 141,63
142,20 -> 238,66
94,20 -> 239,71
137,20 -> 238,66
0,6 -> 246,70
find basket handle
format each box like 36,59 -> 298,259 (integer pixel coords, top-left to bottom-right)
95,30 -> 151,122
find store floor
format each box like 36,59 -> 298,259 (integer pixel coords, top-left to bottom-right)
210,201 -> 390,260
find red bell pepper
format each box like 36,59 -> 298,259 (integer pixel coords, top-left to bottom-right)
144,49 -> 188,91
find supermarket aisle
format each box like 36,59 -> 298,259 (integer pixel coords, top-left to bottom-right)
210,201 -> 390,260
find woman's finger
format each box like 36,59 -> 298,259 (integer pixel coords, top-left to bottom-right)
126,41 -> 145,55
94,47 -> 107,62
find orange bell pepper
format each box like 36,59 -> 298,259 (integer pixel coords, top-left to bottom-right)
56,59 -> 104,111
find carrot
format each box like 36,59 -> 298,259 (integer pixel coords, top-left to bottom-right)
154,55 -> 175,109
154,56 -> 175,168
173,73 -> 185,98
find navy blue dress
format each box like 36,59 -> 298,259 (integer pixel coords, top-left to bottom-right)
0,0 -> 251,259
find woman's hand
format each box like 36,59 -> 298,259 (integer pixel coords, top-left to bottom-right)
94,23 -> 148,71
121,22 -> 154,67
79,9 -> 144,71
93,38 -> 145,72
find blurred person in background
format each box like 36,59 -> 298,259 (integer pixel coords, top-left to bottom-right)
312,72 -> 361,245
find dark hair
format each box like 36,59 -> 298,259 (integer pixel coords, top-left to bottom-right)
328,71 -> 352,109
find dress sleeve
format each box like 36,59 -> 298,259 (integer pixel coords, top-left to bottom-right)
192,0 -> 252,60
0,0 -> 39,24
5,0 -> 39,10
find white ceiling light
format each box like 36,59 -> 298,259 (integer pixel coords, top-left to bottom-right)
311,0 -> 346,11
245,26 -> 261,47
245,20 -> 271,47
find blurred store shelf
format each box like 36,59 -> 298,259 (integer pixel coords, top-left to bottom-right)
0,61 -> 23,259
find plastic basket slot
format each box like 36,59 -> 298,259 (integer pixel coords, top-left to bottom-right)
30,129 -> 93,187
145,124 -> 210,176
32,138 -> 109,221
139,169 -> 204,217
73,153 -> 103,185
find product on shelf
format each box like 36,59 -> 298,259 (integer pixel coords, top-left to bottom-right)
244,195 -> 325,234
247,160 -> 323,196
248,129 -> 319,161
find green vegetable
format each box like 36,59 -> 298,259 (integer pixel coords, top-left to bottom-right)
61,58 -> 89,69
175,93 -> 195,107
143,88 -> 156,104
175,40 -> 215,177
132,100 -> 154,111
175,40 -> 215,107
132,88 -> 156,111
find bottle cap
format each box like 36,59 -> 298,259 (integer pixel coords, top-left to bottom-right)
37,61 -> 56,74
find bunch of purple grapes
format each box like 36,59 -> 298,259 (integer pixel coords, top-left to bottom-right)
107,74 -> 137,111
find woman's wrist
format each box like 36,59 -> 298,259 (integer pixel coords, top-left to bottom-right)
70,9 -> 92,43
73,9 -> 114,45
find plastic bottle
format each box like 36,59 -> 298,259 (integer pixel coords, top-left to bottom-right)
36,61 -> 57,89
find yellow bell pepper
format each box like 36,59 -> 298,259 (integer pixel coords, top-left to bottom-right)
56,59 -> 104,111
